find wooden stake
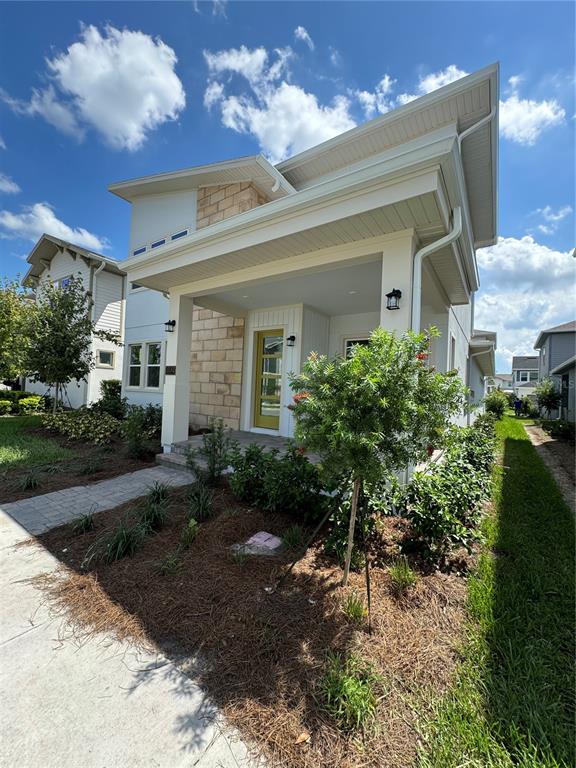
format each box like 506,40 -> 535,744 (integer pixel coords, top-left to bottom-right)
342,477 -> 361,586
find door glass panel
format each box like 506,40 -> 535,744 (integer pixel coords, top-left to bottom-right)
263,336 -> 283,355
254,330 -> 283,429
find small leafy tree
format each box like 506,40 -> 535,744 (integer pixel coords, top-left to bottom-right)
290,327 -> 467,585
535,377 -> 561,418
27,275 -> 118,412
0,277 -> 35,383
484,389 -> 508,419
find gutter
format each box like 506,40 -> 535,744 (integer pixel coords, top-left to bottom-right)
90,260 -> 106,323
411,206 -> 462,332
467,345 -> 495,425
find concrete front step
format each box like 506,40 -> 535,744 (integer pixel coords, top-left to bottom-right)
155,452 -> 193,471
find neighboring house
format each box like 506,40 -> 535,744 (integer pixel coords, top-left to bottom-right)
511,355 -> 539,398
486,372 -> 513,394
534,320 -> 576,421
469,329 -> 497,406
22,234 -> 125,409
109,64 -> 499,452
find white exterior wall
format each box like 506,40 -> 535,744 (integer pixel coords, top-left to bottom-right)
130,191 -> 197,254
301,305 -> 330,364
469,357 -> 486,413
447,303 -> 472,426
328,312 -> 380,357
122,286 -> 168,407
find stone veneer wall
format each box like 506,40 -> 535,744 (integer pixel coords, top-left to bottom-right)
189,308 -> 244,431
196,183 -> 267,229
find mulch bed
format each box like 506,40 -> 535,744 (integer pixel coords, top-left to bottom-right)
34,485 -> 470,768
2,429 -> 158,504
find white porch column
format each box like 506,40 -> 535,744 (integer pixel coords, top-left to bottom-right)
379,231 -> 416,332
161,293 -> 194,452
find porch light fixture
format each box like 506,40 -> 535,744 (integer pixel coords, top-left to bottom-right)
164,320 -> 176,333
286,334 -> 296,347
386,288 -> 402,311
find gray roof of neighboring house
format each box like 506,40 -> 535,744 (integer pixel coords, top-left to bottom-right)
534,320 -> 576,349
512,355 -> 539,370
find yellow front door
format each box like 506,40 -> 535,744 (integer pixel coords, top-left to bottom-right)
253,330 -> 283,429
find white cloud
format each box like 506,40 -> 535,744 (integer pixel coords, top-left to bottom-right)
1,25 -> 186,151
0,174 -> 20,194
500,77 -> 565,145
396,64 -> 469,105
476,235 -> 575,367
0,202 -> 108,251
0,135 -> 6,149
294,26 -> 314,51
204,45 -> 356,162
354,74 -> 396,118
192,0 -> 228,16
535,204 -> 572,235
329,47 -> 342,67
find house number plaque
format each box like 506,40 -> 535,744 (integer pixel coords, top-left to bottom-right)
165,365 -> 176,375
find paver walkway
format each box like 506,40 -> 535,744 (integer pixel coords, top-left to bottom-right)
1,466 -> 192,536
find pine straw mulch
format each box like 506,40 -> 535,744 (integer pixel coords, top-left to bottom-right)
32,485 -> 471,768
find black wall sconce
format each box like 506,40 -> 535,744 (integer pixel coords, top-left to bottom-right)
385,288 -> 402,311
286,334 -> 296,347
164,319 -> 176,333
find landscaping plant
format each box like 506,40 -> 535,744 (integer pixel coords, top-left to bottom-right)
180,518 -> 199,548
317,652 -> 380,731
156,552 -> 183,576
91,379 -> 126,420
341,592 -> 368,626
185,417 -> 236,485
0,400 -> 11,416
19,470 -> 39,491
0,277 -> 34,383
388,557 -> 417,596
290,327 -> 466,585
140,497 -> 168,533
187,480 -> 214,521
72,510 -> 96,534
535,377 -> 562,418
282,524 -> 306,551
483,389 -> 508,419
43,410 -> 122,445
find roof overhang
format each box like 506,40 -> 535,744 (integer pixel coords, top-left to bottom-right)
108,155 -> 295,203
534,326 -> 575,349
22,234 -> 124,287
277,63 -> 499,249
122,127 -> 473,302
470,330 -> 496,377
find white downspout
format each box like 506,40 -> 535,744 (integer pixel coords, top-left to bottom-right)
411,206 -> 462,332
458,106 -> 497,150
88,260 -> 106,405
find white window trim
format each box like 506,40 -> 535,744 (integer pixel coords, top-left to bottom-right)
124,340 -> 165,393
96,350 -> 115,369
343,337 -> 370,358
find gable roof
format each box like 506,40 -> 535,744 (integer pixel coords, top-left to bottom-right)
109,155 -> 295,203
534,320 -> 576,349
277,63 -> 499,248
22,234 -> 124,286
512,355 -> 539,370
550,355 -> 576,376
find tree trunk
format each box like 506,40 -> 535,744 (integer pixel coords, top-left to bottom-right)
342,477 -> 361,586
52,383 -> 58,414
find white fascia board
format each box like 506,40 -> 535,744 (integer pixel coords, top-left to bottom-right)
447,142 -> 480,292
123,127 -> 456,275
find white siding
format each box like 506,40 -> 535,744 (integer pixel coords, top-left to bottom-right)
448,303 -> 473,426
241,305 -> 303,437
130,190 -> 197,255
122,286 -> 168,408
301,305 -> 329,365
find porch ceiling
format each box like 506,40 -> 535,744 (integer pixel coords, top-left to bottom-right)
196,256 -> 384,317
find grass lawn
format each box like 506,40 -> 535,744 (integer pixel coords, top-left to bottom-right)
419,415 -> 575,767
0,415 -> 72,470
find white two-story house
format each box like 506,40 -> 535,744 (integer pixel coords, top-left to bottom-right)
109,64 -> 499,452
511,355 -> 539,398
22,234 -> 125,409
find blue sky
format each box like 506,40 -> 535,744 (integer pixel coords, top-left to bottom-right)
0,1 -> 574,370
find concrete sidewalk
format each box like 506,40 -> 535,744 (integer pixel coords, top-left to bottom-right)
0,490 -> 252,767
1,466 -> 192,536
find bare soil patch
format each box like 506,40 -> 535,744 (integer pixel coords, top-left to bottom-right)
2,429 -> 157,504
34,485 -> 469,768
523,424 -> 575,509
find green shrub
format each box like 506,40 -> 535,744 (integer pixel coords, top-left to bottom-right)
180,518 -> 199,548
484,389 -> 508,419
317,653 -> 379,731
85,519 -> 146,566
535,378 -> 562,418
147,481 -> 170,505
140,498 -> 168,533
188,480 -> 214,521
229,443 -> 327,523
42,410 -> 122,445
388,557 -> 417,596
123,407 -> 155,458
18,395 -> 43,414
91,379 -> 126,420
78,457 -> 103,475
341,592 -> 367,626
282,524 -> 306,551
398,421 -> 495,562
186,418 -> 236,485
0,400 -> 11,415
540,419 -> 575,442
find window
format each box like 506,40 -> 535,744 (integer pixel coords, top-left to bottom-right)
344,338 -> 370,358
96,350 -> 115,368
54,275 -> 73,289
130,282 -> 145,291
146,343 -> 162,388
128,344 -> 142,386
127,342 -> 163,389
529,371 -> 538,382
517,370 -> 528,382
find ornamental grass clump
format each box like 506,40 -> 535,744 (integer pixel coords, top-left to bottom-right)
388,557 -> 417,597
317,653 -> 380,732
188,480 -> 214,521
341,592 -> 367,626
